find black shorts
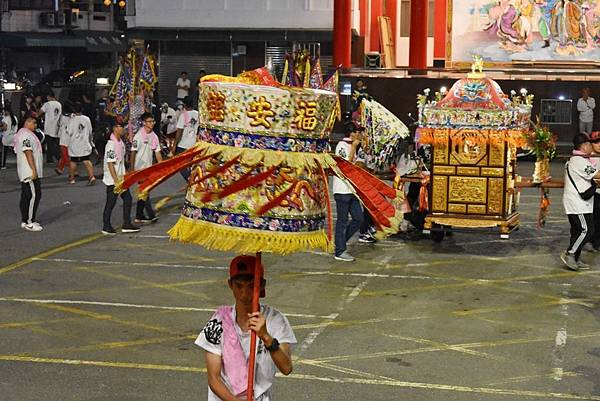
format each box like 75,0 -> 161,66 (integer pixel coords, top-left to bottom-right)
70,154 -> 91,162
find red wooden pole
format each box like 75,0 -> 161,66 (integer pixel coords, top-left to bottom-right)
433,0 -> 447,65
385,0 -> 398,67
409,0 -> 429,70
246,252 -> 262,401
359,0 -> 369,37
333,0 -> 352,68
370,0 -> 383,52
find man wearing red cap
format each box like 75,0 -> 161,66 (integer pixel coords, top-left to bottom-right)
195,255 -> 296,400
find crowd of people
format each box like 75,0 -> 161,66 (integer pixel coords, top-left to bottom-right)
0,88 -> 200,233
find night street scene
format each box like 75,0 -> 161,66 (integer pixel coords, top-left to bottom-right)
1,1 -> 600,401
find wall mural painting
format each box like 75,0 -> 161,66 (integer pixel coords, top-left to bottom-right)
449,0 -> 600,62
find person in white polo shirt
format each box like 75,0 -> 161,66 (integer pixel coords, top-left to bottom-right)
176,71 -> 191,102
39,91 -> 62,165
131,112 -> 163,224
102,123 -> 140,235
14,117 -> 44,232
171,97 -> 198,181
577,87 -> 595,135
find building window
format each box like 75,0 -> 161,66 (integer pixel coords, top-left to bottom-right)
9,0 -> 54,9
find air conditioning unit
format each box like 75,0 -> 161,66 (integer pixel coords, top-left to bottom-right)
56,12 -> 66,26
365,52 -> 382,69
42,12 -> 56,27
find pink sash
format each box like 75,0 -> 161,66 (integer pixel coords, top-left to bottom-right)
110,133 -> 125,163
216,306 -> 248,396
13,127 -> 41,152
139,127 -> 159,150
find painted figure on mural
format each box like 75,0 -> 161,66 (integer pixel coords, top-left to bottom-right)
452,0 -> 600,61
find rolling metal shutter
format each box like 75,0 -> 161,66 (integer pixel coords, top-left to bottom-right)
157,53 -> 231,106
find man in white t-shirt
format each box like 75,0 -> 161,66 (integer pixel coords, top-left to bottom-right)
39,92 -> 62,164
160,102 -> 178,149
332,129 -> 365,262
196,255 -> 296,401
67,103 -> 96,185
14,117 -> 44,232
176,71 -> 191,102
577,87 -> 595,135
131,112 -> 163,224
55,106 -> 72,175
101,123 -> 140,235
562,133 -> 600,270
171,98 -> 198,181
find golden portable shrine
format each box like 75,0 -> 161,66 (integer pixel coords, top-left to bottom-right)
416,64 -> 533,238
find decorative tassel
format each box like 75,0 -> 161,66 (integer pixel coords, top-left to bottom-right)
317,161 -> 333,241
168,217 -> 330,255
281,59 -> 289,85
418,174 -> 430,212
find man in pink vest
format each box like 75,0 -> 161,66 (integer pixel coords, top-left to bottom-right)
195,255 -> 296,400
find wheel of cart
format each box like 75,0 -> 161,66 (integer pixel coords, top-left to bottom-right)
424,223 -> 446,243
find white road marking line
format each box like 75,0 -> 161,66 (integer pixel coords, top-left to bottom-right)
452,235 -> 561,246
133,235 -> 170,239
37,257 -> 442,280
34,258 -> 228,271
0,297 -> 331,319
298,254 -> 392,354
300,271 -> 440,280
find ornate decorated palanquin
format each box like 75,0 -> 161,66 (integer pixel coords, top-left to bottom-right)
417,74 -> 531,235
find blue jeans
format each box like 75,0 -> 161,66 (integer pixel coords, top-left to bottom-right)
175,146 -> 191,181
334,193 -> 364,256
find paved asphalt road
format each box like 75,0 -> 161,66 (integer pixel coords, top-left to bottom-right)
1,158 -> 600,401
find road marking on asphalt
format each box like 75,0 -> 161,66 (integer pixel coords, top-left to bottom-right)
0,233 -> 105,275
133,235 -> 171,239
379,332 -> 506,361
0,297 -> 333,319
314,330 -> 600,363
0,355 -> 597,400
0,355 -> 207,373
294,271 -> 441,280
35,257 -> 228,271
11,279 -> 219,301
36,257 -> 441,281
452,234 -> 561,246
297,255 -> 392,355
20,300 -> 182,335
78,266 -> 213,301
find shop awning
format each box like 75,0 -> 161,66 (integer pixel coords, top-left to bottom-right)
0,33 -> 86,48
74,31 -> 126,52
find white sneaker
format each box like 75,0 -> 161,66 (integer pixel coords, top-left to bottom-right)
23,222 -> 43,232
334,251 -> 355,262
20,222 -> 26,228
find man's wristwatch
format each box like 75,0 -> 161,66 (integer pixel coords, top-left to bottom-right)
265,337 -> 280,352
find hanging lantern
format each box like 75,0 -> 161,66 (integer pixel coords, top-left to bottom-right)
118,0 -> 126,7
103,0 -> 111,6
